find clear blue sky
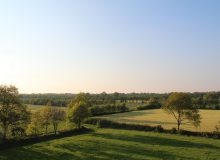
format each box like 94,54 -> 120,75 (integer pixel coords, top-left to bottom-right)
0,0 -> 219,93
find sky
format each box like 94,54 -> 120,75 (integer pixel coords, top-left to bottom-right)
0,0 -> 220,93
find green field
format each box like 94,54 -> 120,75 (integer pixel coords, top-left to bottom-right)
0,128 -> 220,160
96,109 -> 220,132
27,105 -> 67,112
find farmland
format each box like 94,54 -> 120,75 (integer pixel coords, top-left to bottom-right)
26,105 -> 220,132
0,128 -> 220,160
27,105 -> 67,112
96,109 -> 220,132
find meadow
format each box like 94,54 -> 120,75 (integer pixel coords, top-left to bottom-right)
27,105 -> 67,112
0,128 -> 220,160
96,109 -> 220,132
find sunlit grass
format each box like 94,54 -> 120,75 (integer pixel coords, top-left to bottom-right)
96,109 -> 220,132
0,128 -> 220,160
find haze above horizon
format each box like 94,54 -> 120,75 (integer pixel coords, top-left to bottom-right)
0,0 -> 220,93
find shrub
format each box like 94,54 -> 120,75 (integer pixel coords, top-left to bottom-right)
137,104 -> 160,110
154,125 -> 164,133
170,127 -> 177,134
90,103 -> 129,116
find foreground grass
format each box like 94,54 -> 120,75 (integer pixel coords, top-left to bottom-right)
0,128 -> 220,160
97,109 -> 220,132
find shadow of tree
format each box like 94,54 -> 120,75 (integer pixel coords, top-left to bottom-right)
92,132 -> 220,150
0,130 -> 219,160
59,138 -> 198,160
0,146 -> 81,160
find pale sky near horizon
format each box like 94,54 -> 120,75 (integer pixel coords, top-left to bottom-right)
0,0 -> 220,93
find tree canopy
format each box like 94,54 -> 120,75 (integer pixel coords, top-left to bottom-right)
163,92 -> 201,131
0,85 -> 30,140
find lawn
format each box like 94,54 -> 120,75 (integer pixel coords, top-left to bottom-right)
0,128 -> 220,160
96,109 -> 220,132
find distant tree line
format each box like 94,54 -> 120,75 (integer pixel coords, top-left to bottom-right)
20,92 -> 220,110
90,103 -> 129,116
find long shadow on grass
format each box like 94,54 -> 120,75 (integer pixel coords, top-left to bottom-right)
92,132 -> 220,150
0,146 -> 81,160
0,132 -> 210,160
1,141 -> 184,160
59,138 -> 198,160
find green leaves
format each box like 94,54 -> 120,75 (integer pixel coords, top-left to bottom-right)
0,85 -> 30,140
67,94 -> 90,129
163,92 -> 201,131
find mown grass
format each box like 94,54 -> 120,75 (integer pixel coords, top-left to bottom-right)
96,109 -> 220,132
0,128 -> 220,160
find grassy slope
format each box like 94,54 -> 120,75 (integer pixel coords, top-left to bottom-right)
97,109 -> 220,132
0,128 -> 220,160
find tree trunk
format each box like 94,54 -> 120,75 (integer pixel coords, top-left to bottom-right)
2,125 -> 8,141
177,118 -> 181,132
53,123 -> 57,135
177,112 -> 181,132
45,125 -> 48,135
177,120 -> 180,132
78,121 -> 81,129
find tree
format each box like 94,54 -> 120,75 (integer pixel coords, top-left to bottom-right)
0,85 -> 30,141
50,108 -> 65,135
203,92 -> 219,109
162,92 -> 201,131
70,93 -> 90,106
68,101 -> 90,129
27,111 -> 42,136
40,106 -> 52,135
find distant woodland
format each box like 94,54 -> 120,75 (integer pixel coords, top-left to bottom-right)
20,92 -> 220,110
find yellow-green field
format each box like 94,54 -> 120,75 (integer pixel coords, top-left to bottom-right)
27,105 -> 66,112
97,109 -> 220,132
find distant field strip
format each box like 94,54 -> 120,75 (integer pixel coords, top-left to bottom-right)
27,105 -> 67,112
96,109 -> 220,132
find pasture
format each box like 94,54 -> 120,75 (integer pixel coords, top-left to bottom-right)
96,109 -> 220,132
0,128 -> 220,160
27,105 -> 67,112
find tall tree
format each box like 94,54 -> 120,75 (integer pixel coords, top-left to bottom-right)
70,93 -> 90,106
50,108 -> 65,135
68,101 -> 90,129
0,85 -> 30,141
27,111 -> 42,136
162,92 -> 201,131
40,106 -> 52,135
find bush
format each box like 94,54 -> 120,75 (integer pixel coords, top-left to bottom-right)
170,127 -> 177,134
90,103 -> 129,116
137,104 -> 160,110
154,125 -> 164,133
